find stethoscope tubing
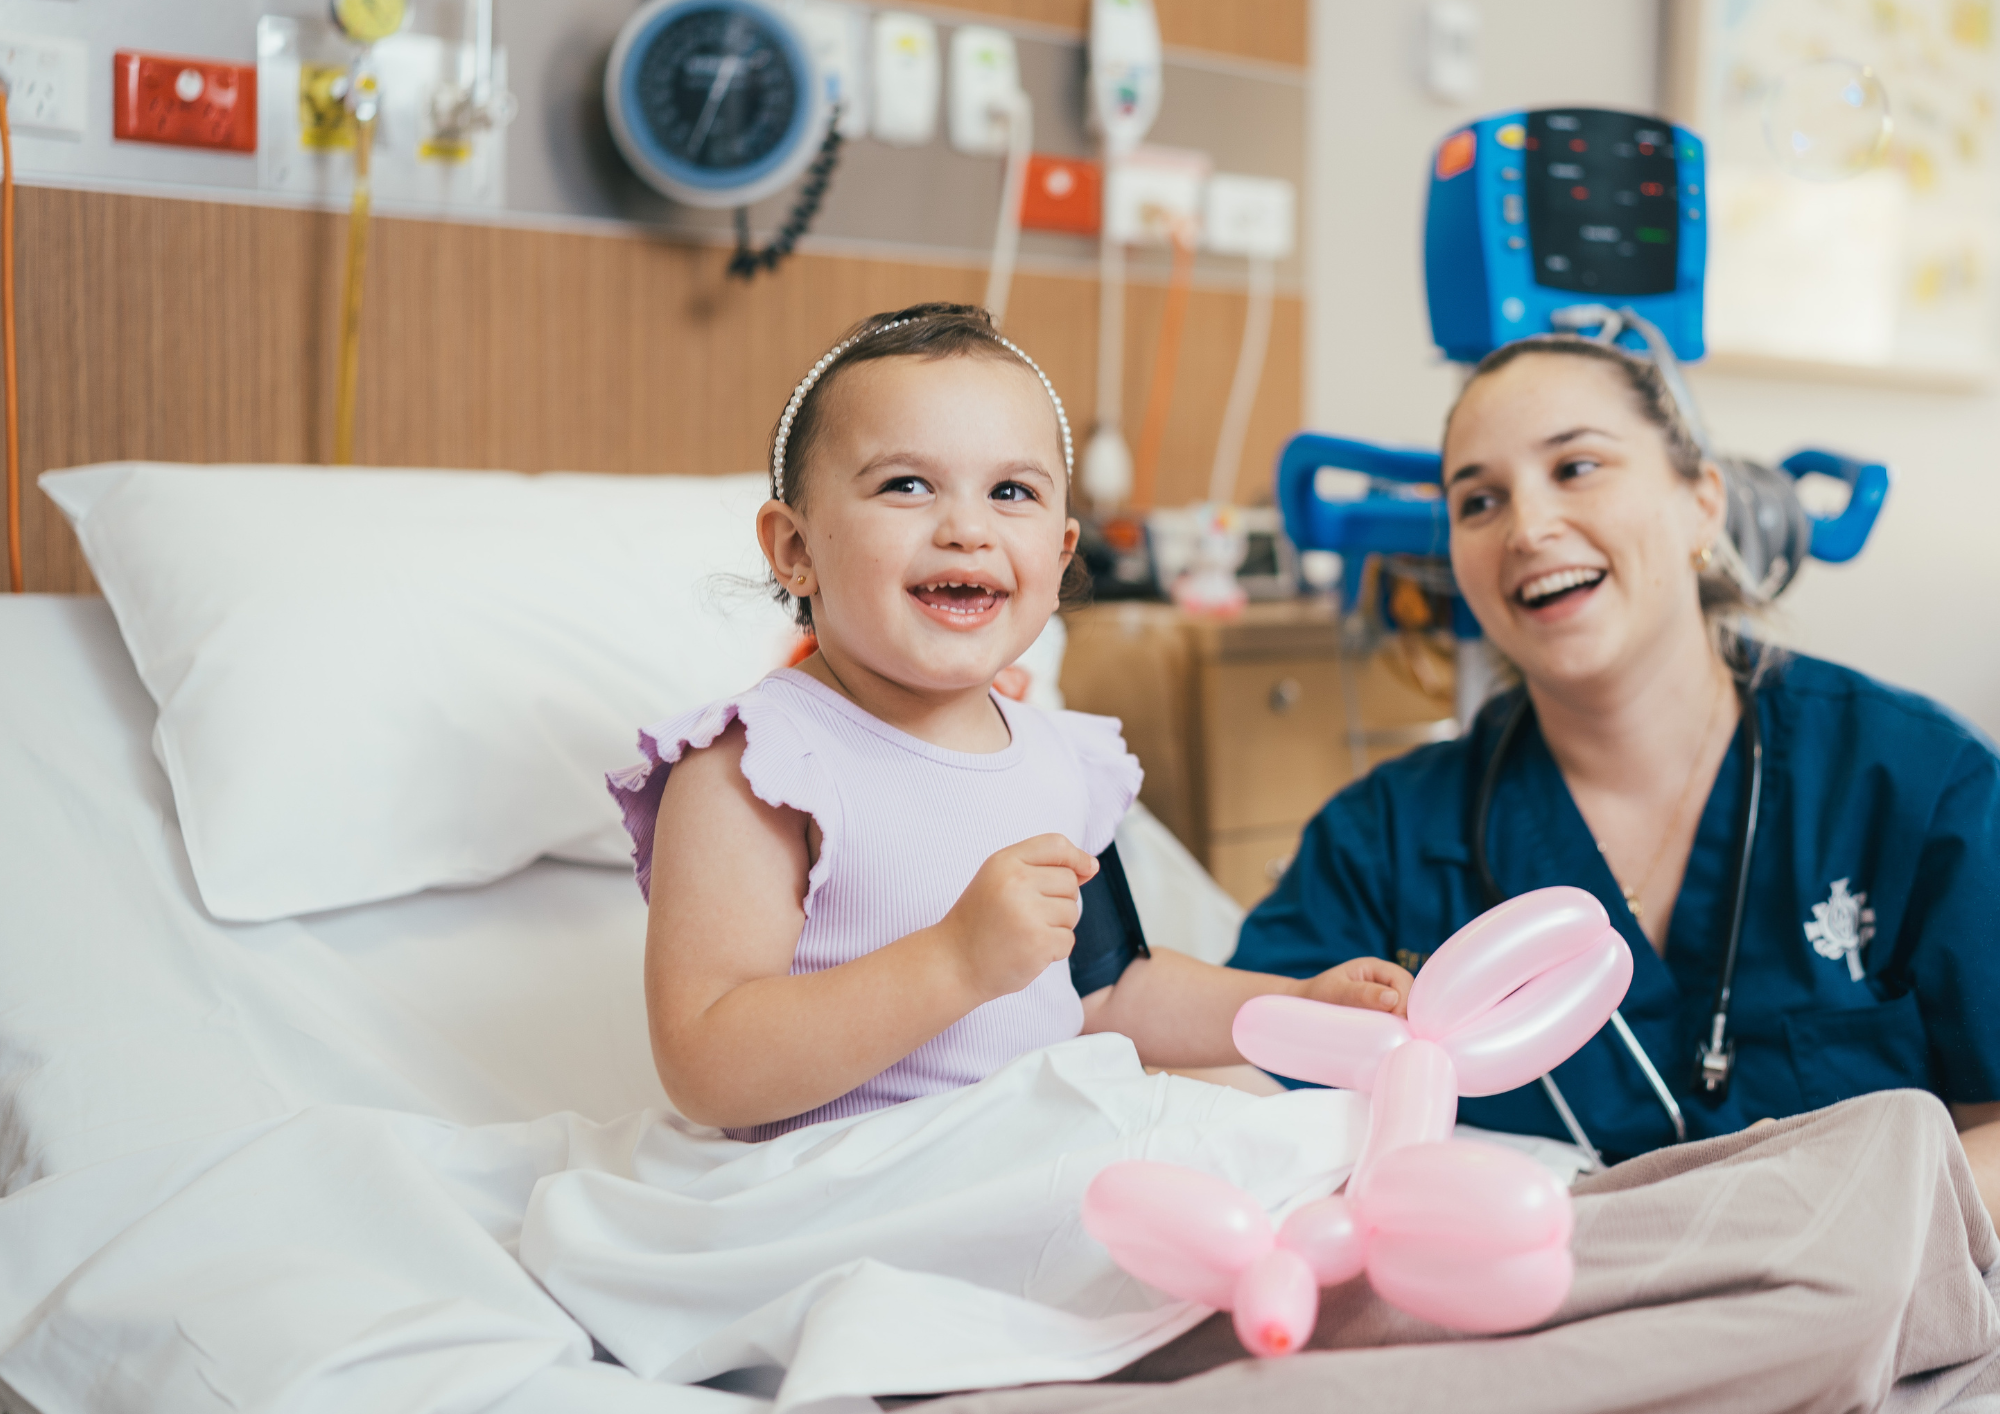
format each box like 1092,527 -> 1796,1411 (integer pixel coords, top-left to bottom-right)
1472,680 -> 1760,1162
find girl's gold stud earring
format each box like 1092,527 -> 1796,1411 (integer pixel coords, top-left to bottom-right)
1692,545 -> 1714,571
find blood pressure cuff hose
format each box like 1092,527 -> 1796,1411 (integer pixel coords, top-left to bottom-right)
1069,842 -> 1151,997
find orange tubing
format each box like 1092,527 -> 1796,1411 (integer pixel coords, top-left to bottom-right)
2,88 -> 19,593
1129,223 -> 1196,515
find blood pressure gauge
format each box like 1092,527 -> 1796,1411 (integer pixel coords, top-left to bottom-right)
331,0 -> 407,44
606,0 -> 829,209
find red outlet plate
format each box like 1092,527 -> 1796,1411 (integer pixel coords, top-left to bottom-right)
1021,154 -> 1102,236
113,51 -> 256,153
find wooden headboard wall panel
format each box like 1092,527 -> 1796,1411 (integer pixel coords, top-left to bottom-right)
14,185 -> 1302,594
948,0 -> 1308,67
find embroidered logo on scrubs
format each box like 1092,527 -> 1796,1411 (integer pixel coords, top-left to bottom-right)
1804,878 -> 1876,981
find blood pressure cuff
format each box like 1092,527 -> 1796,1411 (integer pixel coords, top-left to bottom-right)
1069,842 -> 1151,997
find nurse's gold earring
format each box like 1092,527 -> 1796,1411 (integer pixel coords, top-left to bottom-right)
793,571 -> 808,588
1691,545 -> 1714,571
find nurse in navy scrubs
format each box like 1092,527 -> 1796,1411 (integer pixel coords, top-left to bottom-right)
1229,334 -> 2000,1213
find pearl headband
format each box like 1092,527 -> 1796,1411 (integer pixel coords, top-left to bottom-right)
770,317 -> 1074,502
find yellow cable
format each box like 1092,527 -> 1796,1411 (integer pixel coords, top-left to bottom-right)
332,79 -> 378,467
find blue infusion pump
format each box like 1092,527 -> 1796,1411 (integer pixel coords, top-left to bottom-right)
1424,109 -> 1707,364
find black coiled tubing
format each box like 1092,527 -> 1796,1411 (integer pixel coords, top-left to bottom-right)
729,107 -> 845,280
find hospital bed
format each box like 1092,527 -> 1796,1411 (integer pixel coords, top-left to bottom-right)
2,464 -> 1996,1414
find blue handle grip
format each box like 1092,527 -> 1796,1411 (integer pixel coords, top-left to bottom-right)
1275,433 -> 1450,611
1779,449 -> 1891,565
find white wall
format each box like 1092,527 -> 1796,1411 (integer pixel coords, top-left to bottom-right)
1307,0 -> 2000,739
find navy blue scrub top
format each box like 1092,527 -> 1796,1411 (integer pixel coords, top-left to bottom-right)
1228,652 -> 2000,1163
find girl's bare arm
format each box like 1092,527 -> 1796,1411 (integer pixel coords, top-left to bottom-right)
645,720 -> 1094,1130
1078,947 -> 1412,1069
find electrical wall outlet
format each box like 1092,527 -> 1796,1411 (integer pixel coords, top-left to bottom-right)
114,51 -> 257,152
0,32 -> 89,140
1204,173 -> 1295,259
786,0 -> 869,140
871,11 -> 938,148
946,25 -> 1018,156
1425,0 -> 1480,105
1102,145 -> 1207,245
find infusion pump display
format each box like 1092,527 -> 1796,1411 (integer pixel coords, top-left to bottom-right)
1525,110 -> 1679,297
1424,106 -> 1707,363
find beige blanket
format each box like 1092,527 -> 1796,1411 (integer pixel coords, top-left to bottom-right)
917,1090 -> 2000,1414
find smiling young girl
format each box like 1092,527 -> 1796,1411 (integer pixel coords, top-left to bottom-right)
608,304 -> 1411,1139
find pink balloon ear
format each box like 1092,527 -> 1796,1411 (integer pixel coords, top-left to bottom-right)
1082,1162 -> 1272,1310
1232,1247 -> 1320,1357
1407,887 -> 1612,1040
1439,932 -> 1633,1096
1232,993 -> 1411,1091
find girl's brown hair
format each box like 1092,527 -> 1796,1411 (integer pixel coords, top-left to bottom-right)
768,302 -> 1088,629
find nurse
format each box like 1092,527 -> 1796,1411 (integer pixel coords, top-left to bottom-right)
1230,335 -> 2000,1211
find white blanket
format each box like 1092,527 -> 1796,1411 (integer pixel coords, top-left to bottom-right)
0,1040 -> 1363,1413
0,597 -> 1350,1414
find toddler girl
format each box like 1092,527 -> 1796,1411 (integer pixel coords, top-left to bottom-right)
610,304 -> 1410,1140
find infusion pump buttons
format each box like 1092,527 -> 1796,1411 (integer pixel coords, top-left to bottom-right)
1524,109 -> 1679,297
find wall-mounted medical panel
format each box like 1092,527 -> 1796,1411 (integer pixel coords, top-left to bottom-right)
0,0 -> 1305,289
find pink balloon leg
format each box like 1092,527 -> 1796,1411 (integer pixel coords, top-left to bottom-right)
1351,1141 -> 1573,1254
1081,1162 -> 1271,1310
1366,1235 -> 1574,1334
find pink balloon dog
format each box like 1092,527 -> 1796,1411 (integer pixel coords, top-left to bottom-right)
1082,886 -> 1632,1354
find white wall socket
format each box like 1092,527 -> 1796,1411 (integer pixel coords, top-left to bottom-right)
786,0 -> 870,140
946,25 -> 1020,157
1103,145 -> 1208,245
0,32 -> 89,140
871,11 -> 940,148
1204,174 -> 1296,259
1425,0 -> 1480,105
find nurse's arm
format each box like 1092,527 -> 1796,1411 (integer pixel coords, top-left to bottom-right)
1949,1102 -> 2000,1223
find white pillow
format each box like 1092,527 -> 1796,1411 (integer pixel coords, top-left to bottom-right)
43,463 -> 801,922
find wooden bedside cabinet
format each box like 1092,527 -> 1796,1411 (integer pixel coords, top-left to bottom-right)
1060,600 -> 1457,908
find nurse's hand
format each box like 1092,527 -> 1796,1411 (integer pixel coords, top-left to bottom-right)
1293,957 -> 1414,1017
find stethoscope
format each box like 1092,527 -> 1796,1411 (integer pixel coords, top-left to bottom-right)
1470,679 -> 1763,1167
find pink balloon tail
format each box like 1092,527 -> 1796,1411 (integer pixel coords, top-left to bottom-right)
1232,1247 -> 1320,1357
1232,993 -> 1410,1092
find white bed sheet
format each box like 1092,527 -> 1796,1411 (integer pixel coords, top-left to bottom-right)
0,596 -> 1286,1414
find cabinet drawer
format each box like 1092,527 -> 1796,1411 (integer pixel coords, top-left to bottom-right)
1208,827 -> 1305,909
1201,657 -> 1352,833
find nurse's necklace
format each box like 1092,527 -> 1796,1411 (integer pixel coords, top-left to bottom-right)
1600,681 -> 1729,927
